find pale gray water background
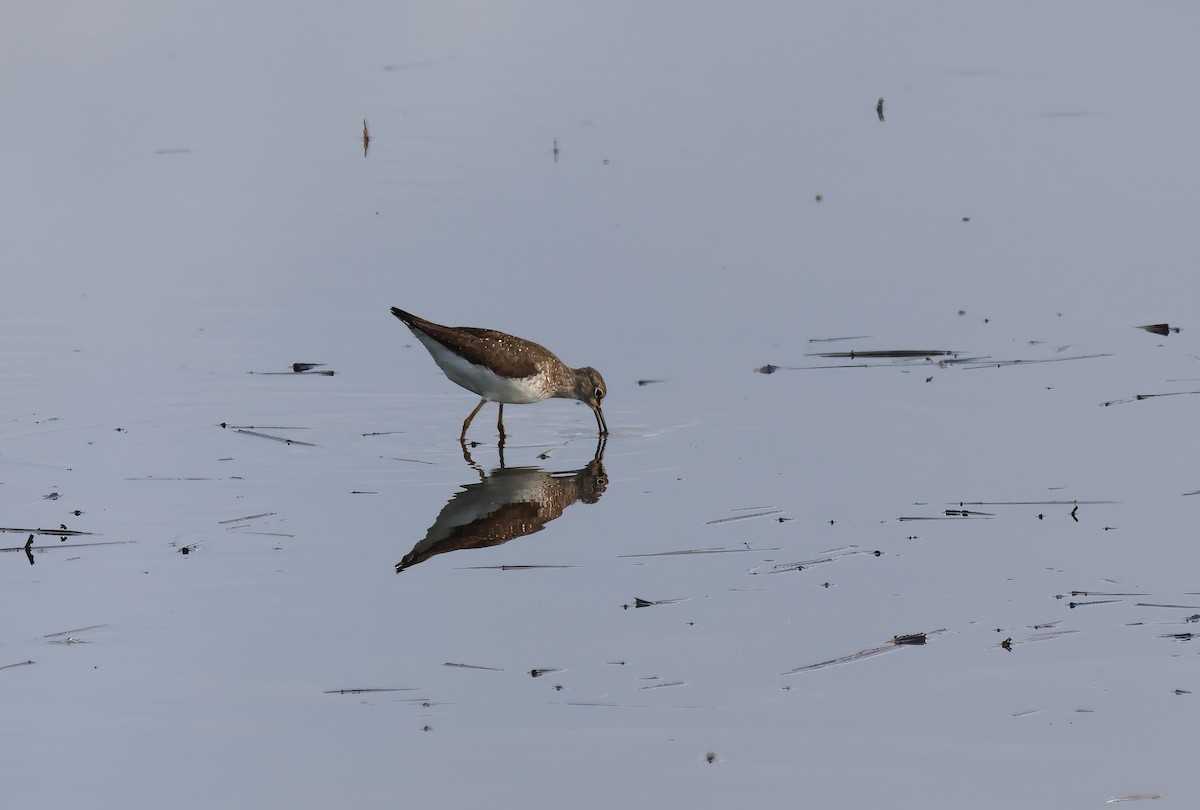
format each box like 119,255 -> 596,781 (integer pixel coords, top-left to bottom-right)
3,2 -> 1200,807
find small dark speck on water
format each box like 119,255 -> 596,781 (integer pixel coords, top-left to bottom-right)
637,379 -> 666,386
705,752 -> 717,764
755,364 -> 779,374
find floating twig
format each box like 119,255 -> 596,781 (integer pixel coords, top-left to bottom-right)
1,660 -> 35,671
619,547 -> 773,558
247,370 -> 336,376
443,662 -> 504,671
808,335 -> 872,343
951,500 -> 1114,506
1067,591 -> 1148,597
44,625 -> 107,638
219,424 -> 311,430
218,512 -> 277,524
0,527 -> 94,536
783,629 -> 945,674
764,556 -> 837,573
126,476 -> 212,481
639,681 -> 685,690
962,353 -> 1111,369
323,687 -> 418,695
897,515 -> 993,521
458,565 -> 576,570
808,349 -> 959,359
234,429 -> 317,447
2,540 -> 128,552
705,509 -> 784,525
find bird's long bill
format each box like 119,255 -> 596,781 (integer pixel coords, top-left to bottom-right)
593,405 -> 608,436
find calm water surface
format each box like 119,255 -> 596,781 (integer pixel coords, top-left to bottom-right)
3,2 -> 1200,807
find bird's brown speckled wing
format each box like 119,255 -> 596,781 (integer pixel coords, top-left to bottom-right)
392,308 -> 545,379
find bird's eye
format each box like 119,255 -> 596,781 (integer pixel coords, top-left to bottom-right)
595,387 -> 604,400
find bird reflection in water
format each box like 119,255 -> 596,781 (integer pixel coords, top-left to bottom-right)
396,437 -> 608,572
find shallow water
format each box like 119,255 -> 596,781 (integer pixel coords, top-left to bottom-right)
4,2 -> 1200,807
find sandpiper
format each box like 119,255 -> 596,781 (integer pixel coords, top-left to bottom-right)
391,308 -> 608,442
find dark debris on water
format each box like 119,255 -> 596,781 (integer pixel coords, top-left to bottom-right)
626,596 -> 686,609
809,349 -> 959,359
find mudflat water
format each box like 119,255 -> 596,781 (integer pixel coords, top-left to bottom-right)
4,3 -> 1200,807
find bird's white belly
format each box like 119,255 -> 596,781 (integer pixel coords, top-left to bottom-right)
415,332 -> 548,403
